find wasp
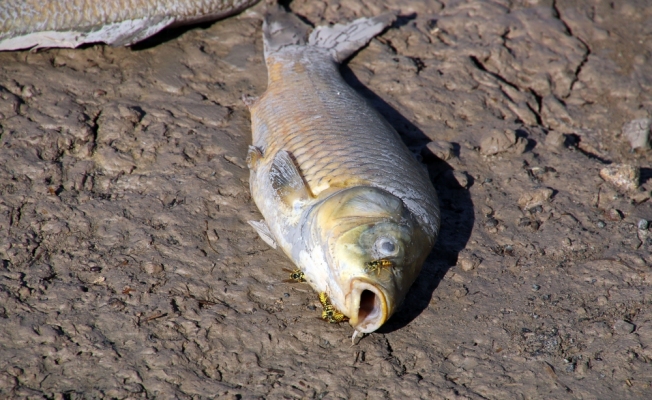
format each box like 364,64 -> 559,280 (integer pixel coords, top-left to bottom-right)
282,268 -> 306,283
364,258 -> 394,275
318,292 -> 349,323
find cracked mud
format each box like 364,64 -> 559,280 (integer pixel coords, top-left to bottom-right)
1,0 -> 651,399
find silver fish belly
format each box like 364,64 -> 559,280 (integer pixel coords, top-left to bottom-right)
246,9 -> 440,340
0,0 -> 258,51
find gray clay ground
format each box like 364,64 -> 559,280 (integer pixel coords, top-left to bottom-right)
1,0 -> 651,398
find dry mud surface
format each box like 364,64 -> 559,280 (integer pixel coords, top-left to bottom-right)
1,0 -> 651,399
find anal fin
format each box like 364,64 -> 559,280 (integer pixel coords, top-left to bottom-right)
248,220 -> 277,249
269,150 -> 313,211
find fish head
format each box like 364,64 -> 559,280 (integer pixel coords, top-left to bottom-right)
315,186 -> 433,334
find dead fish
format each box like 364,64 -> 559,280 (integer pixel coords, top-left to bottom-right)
0,0 -> 259,51
246,8 -> 440,342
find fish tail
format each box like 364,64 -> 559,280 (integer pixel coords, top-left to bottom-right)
262,6 -> 310,59
308,13 -> 396,63
263,6 -> 396,63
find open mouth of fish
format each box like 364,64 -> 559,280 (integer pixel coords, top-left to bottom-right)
348,278 -> 389,333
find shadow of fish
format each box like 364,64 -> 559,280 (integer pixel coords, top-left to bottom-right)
0,0 -> 259,51
246,7 -> 440,342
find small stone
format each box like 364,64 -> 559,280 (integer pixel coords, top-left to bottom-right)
622,118 -> 651,150
481,205 -> 494,216
596,220 -> 606,228
613,320 -> 635,335
596,295 -> 608,306
518,188 -> 554,210
638,219 -> 649,231
458,253 -> 482,271
480,129 -> 517,155
485,218 -> 499,228
143,262 -> 164,274
599,164 -> 640,191
109,298 -> 125,309
451,170 -> 469,188
483,178 -> 493,184
424,141 -> 455,161
575,361 -> 589,375
605,209 -> 623,221
532,284 -> 541,291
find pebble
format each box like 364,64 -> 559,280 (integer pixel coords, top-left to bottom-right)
599,164 -> 640,191
532,284 -> 541,291
143,262 -> 164,274
622,118 -> 650,150
424,140 -> 455,161
638,219 -> 649,231
458,253 -> 482,271
605,209 -> 623,221
108,298 -> 125,309
518,188 -> 554,210
443,170 -> 470,188
481,205 -> 494,216
575,361 -> 589,375
480,129 -> 517,155
613,320 -> 635,335
596,220 -> 606,228
485,218 -> 499,228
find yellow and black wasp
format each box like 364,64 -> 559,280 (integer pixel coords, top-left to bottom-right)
282,268 -> 306,283
318,292 -> 349,323
364,258 -> 394,275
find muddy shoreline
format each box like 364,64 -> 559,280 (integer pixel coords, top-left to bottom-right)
1,0 -> 651,398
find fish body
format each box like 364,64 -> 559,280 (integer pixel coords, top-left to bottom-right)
247,10 -> 440,338
0,0 -> 258,51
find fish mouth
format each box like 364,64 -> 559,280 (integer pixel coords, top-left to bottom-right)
348,278 -> 390,333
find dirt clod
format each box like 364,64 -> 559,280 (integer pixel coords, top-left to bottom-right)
480,129 -> 517,155
622,119 -> 651,150
599,164 -> 640,191
518,187 -> 554,211
424,140 -> 455,161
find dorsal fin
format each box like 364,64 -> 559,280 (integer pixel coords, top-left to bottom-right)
269,150 -> 313,211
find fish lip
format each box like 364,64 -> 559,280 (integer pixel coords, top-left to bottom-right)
347,278 -> 390,334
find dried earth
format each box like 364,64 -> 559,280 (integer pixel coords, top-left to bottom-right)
1,0 -> 651,399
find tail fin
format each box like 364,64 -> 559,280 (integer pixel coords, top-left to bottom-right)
309,13 -> 396,63
263,6 -> 310,59
263,7 -> 396,63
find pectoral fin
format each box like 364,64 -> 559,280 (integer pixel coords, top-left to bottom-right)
248,220 -> 277,249
246,146 -> 263,169
269,150 -> 313,210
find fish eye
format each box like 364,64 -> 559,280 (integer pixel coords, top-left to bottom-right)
375,236 -> 398,257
